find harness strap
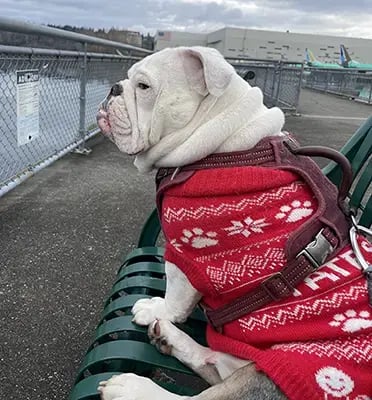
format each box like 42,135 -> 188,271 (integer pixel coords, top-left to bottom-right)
156,134 -> 352,330
204,228 -> 339,330
156,138 -> 277,176
155,136 -> 279,211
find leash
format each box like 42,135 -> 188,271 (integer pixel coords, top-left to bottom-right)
350,215 -> 372,307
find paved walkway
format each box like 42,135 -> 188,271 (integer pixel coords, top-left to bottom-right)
285,89 -> 371,165
0,90 -> 370,399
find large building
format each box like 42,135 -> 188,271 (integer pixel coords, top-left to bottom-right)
155,28 -> 372,63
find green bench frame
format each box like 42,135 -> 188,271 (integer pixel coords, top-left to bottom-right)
69,117 -> 372,400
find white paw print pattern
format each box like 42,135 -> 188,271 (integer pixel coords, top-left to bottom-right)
329,309 -> 372,333
224,217 -> 270,237
180,228 -> 218,249
275,200 -> 314,223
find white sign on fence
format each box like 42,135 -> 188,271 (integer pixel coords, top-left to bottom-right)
16,70 -> 40,146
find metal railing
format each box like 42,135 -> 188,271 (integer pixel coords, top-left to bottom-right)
229,58 -> 303,112
302,67 -> 372,104
0,18 -> 150,197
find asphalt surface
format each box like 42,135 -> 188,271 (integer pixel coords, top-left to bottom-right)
0,88 -> 371,400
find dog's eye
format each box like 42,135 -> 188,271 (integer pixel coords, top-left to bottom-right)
137,82 -> 150,90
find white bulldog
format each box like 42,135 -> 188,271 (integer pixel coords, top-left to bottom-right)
97,46 -> 287,400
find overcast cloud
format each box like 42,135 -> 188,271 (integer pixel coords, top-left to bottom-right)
1,0 -> 372,39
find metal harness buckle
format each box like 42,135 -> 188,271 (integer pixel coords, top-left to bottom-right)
297,229 -> 334,269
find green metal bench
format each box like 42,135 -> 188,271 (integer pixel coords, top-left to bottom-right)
69,117 -> 372,400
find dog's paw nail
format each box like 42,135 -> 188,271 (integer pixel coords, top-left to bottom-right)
148,319 -> 159,337
154,319 -> 161,336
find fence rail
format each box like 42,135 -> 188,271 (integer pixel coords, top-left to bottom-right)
0,17 -> 152,55
302,67 -> 372,104
0,18 -> 149,197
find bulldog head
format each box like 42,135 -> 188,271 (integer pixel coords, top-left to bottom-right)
97,46 -> 235,156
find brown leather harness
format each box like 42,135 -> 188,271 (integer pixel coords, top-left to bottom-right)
156,135 -> 353,330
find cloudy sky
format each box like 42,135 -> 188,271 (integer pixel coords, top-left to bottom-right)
1,0 -> 372,39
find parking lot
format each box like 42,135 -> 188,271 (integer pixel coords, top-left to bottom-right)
0,88 -> 370,399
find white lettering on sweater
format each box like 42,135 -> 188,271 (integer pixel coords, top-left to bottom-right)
339,249 -> 362,270
304,270 -> 341,291
294,250 -> 362,296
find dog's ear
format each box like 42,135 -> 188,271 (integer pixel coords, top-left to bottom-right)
180,47 -> 234,97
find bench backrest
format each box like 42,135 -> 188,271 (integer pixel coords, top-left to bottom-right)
323,116 -> 372,227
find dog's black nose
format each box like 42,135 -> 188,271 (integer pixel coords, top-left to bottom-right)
110,83 -> 123,97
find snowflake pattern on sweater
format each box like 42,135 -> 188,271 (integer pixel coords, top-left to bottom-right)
161,166 -> 372,400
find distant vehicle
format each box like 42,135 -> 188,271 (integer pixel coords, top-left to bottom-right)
305,48 -> 342,69
340,44 -> 372,71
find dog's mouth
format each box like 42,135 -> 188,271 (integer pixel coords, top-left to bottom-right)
97,108 -> 112,136
97,92 -> 113,137
96,88 -> 145,156
96,93 -> 132,139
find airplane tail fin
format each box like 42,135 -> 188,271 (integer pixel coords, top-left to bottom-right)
340,44 -> 352,64
305,48 -> 316,63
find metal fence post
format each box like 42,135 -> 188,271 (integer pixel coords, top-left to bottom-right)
294,64 -> 304,112
270,67 -> 276,105
369,79 -> 372,105
75,42 -> 91,154
340,71 -> 345,96
263,67 -> 269,97
308,69 -> 315,90
324,70 -> 330,93
274,63 -> 282,107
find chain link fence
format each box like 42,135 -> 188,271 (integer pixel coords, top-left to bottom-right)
1,22 -> 305,197
302,68 -> 372,104
229,59 -> 303,112
0,46 -> 142,195
0,18 -> 152,196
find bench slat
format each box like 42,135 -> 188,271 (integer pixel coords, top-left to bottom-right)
75,340 -> 195,383
106,276 -> 166,305
100,294 -> 151,323
122,246 -> 164,266
117,261 -> 165,281
349,158 -> 371,214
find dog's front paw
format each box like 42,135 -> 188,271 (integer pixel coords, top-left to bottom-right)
98,373 -> 181,400
148,319 -> 176,355
148,319 -> 200,361
98,374 -> 128,400
132,297 -> 170,326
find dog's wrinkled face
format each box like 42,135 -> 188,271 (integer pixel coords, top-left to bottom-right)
97,47 -> 234,156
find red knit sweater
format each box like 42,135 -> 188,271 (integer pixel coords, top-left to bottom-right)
161,166 -> 372,400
